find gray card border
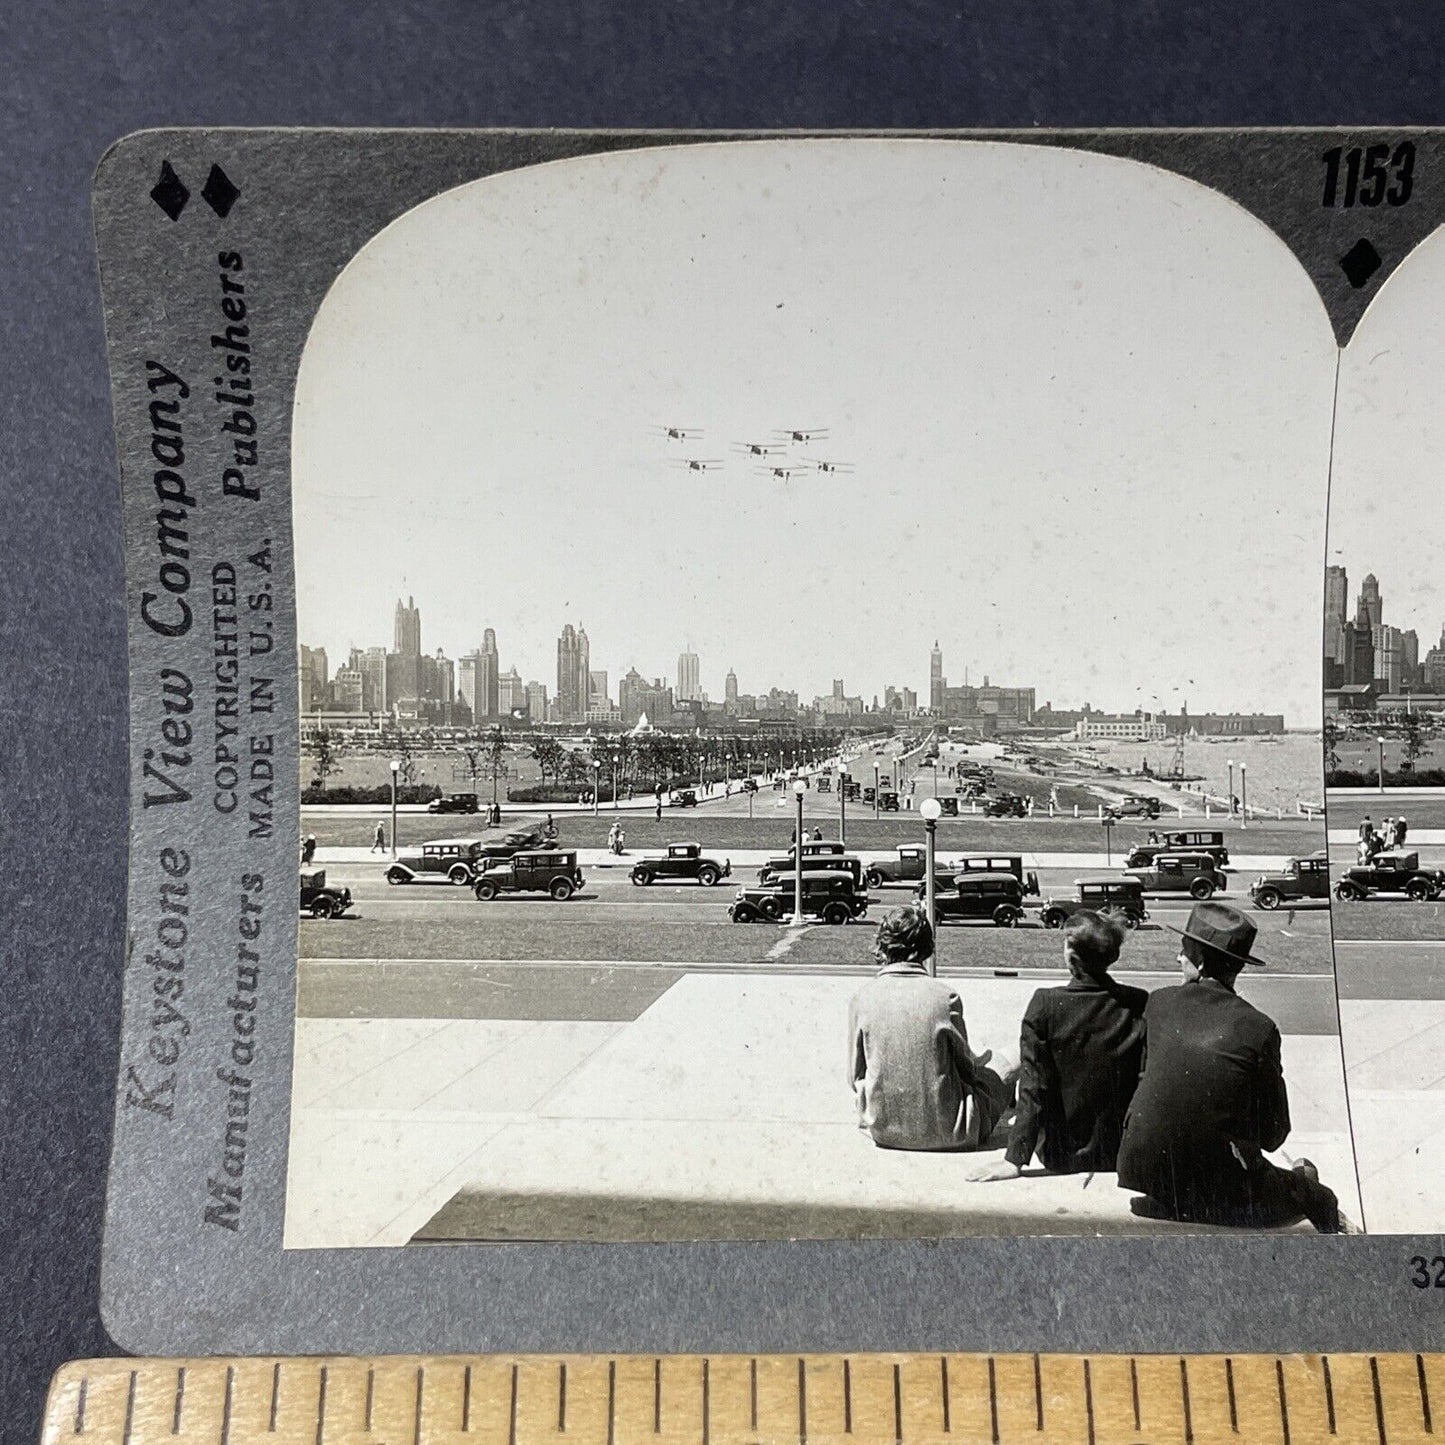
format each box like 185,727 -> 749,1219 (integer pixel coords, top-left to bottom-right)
94,127 -> 1445,1357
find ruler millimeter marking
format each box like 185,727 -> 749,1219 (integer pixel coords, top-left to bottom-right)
43,1353 -> 1445,1445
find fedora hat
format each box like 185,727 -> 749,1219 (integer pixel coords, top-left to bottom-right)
1166,899 -> 1268,968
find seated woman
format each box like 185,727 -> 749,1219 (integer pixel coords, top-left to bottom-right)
847,906 -> 1014,1151
971,910 -> 1146,1182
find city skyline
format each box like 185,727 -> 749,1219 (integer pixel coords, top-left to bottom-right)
294,139 -> 1334,726
300,594 -> 1293,724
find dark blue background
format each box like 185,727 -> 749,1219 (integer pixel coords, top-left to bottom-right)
3,4 -> 1444,1444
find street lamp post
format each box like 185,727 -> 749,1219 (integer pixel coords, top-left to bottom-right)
839,772 -> 847,846
1240,763 -> 1248,827
389,758 -> 400,859
1101,811 -> 1116,865
920,797 -> 942,974
1378,737 -> 1386,795
592,759 -> 601,817
873,761 -> 880,819
792,779 -> 808,925
746,753 -> 755,820
1227,759 -> 1235,817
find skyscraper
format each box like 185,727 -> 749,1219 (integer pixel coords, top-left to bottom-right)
1324,564 -> 1348,666
677,650 -> 701,703
725,669 -> 738,706
557,624 -> 591,721
393,596 -> 421,655
1357,574 -> 1383,630
930,642 -> 944,713
477,627 -> 499,721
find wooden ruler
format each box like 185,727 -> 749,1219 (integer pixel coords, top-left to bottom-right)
41,1354 -> 1444,1445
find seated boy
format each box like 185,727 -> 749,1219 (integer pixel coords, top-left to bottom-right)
848,905 -> 1014,1151
972,910 -> 1146,1181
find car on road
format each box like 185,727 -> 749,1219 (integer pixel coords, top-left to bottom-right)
816,774 -> 833,792
729,872 -> 870,925
740,777 -> 759,793
1124,830 -> 1230,869
386,837 -> 492,885
1038,878 -> 1149,929
757,839 -> 847,882
920,855 -> 1041,896
1124,851 -> 1228,900
1249,851 -> 1331,910
929,874 -> 1029,927
983,793 -> 1028,818
865,845 -> 933,888
473,849 -> 585,901
877,789 -> 900,811
672,789 -> 699,807
427,792 -> 480,815
300,868 -> 353,919
1106,794 -> 1162,820
630,843 -> 732,887
1334,851 -> 1445,903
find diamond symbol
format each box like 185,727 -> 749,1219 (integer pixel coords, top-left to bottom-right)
150,161 -> 189,221
201,164 -> 240,218
1340,238 -> 1382,290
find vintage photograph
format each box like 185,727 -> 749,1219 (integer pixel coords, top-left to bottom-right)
1325,223 -> 1445,1232
283,138 -> 1361,1245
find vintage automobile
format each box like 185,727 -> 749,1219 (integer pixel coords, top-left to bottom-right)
816,774 -> 833,792
740,777 -> 759,793
427,791 -> 480,815
1334,851 -> 1445,902
919,855 -> 1041,897
983,793 -> 1028,818
1249,851 -> 1331,910
729,872 -> 870,925
300,868 -> 353,919
877,789 -> 900,811
1106,794 -> 1163,820
1125,830 -> 1230,869
630,843 -> 732,887
472,849 -> 585,901
865,845 -> 934,888
841,780 -> 862,801
760,854 -> 865,888
385,836 -> 492,885
861,785 -> 877,803
757,839 -> 847,881
930,873 -> 1029,927
1124,851 -> 1228,900
1038,878 -> 1149,929
671,789 -> 699,808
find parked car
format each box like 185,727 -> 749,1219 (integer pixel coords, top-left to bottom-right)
427,791 -> 480,815
757,839 -> 847,882
473,849 -> 585,901
729,872 -> 870,925
1249,851 -> 1331,910
877,789 -> 900,811
929,874 -> 1029,927
1106,794 -> 1162,820
386,837 -> 491,885
921,855 -> 1041,898
740,777 -> 759,793
630,843 -> 732,887
672,789 -> 699,808
1124,851 -> 1228,900
865,845 -> 933,888
1038,878 -> 1149,929
983,793 -> 1028,818
300,868 -> 352,919
1334,851 -> 1445,902
816,774 -> 832,792
1125,830 -> 1230,869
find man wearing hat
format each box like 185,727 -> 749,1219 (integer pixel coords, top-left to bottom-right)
1116,900 -> 1342,1232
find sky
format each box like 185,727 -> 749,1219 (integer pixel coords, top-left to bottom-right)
293,138 -> 1338,725
1330,223 -> 1445,649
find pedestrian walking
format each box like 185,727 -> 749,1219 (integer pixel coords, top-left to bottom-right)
1116,901 -> 1342,1232
301,834 -> 317,865
371,821 -> 386,853
812,826 -> 824,842
655,796 -> 663,821
1395,816 -> 1409,848
616,824 -> 626,854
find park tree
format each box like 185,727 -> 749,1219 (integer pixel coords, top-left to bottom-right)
532,738 -> 563,784
1401,711 -> 1424,773
1322,716 -> 1341,776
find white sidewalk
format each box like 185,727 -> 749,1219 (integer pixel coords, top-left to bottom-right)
285,973 -> 1359,1247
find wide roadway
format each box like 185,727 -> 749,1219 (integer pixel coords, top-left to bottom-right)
299,859 -> 1338,1025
